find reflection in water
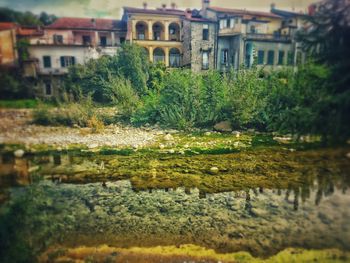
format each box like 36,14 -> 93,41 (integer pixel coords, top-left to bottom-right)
0,149 -> 349,257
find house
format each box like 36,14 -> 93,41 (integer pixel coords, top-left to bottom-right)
123,4 -> 185,68
0,22 -> 18,66
182,9 -> 217,72
23,17 -> 127,97
201,0 -> 298,71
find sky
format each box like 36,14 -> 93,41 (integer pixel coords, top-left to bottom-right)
0,0 -> 315,18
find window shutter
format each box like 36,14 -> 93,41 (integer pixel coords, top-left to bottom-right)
60,57 -> 65,67
230,18 -> 235,28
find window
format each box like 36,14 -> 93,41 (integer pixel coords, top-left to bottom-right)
287,51 -> 294,65
43,56 -> 51,68
257,50 -> 265,65
44,81 -> 52,96
267,50 -> 274,65
278,51 -> 285,65
219,19 -> 227,29
202,51 -> 209,70
53,34 -> 63,44
120,37 -> 125,44
100,36 -> 107,46
82,35 -> 91,45
221,49 -> 229,65
60,56 -> 75,67
203,24 -> 209,40
250,25 -> 256,33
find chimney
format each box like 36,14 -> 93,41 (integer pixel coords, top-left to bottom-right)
91,18 -> 96,27
201,0 -> 210,17
161,4 -> 166,10
270,3 -> 276,10
202,0 -> 210,11
143,2 -> 147,9
171,2 -> 177,9
185,8 -> 192,19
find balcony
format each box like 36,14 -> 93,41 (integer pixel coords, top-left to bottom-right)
218,25 -> 242,36
246,33 -> 291,42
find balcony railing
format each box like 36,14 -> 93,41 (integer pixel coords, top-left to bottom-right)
218,25 -> 242,36
246,33 -> 291,42
30,37 -> 119,47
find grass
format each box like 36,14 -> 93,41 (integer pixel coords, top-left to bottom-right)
0,99 -> 39,109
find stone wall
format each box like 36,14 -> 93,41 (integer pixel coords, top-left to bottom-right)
189,21 -> 216,72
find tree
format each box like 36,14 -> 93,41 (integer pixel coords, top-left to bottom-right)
298,0 -> 350,142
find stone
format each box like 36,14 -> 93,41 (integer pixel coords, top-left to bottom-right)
164,134 -> 174,141
232,131 -> 240,138
214,121 -> 232,132
273,136 -> 292,144
204,131 -> 211,136
159,144 -> 165,149
209,167 -> 219,175
88,143 -> 99,149
14,149 -> 25,158
168,149 -> 175,154
346,152 -> 350,159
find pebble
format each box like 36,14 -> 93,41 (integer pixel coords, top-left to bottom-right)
209,167 -> 219,175
164,134 -> 174,141
14,149 -> 25,158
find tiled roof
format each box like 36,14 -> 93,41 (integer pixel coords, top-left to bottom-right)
46,17 -> 126,31
124,7 -> 185,16
208,7 -> 282,19
17,26 -> 44,36
0,22 -> 17,31
186,17 -> 216,23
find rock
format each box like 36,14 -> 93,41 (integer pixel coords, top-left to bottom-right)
164,134 -> 174,141
184,144 -> 189,148
204,131 -> 211,136
251,208 -> 268,217
209,167 -> 219,175
232,131 -> 240,138
273,136 -> 292,144
168,149 -> 175,154
14,149 -> 25,158
159,144 -> 165,149
178,150 -> 185,155
28,166 -> 40,173
289,148 -> 296,152
214,121 -> 232,132
88,143 -> 99,149
247,128 -> 255,133
346,152 -> 350,159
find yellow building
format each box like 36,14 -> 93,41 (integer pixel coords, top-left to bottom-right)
0,22 -> 18,66
123,6 -> 184,67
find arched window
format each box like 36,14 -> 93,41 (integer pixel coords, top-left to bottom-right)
136,21 -> 148,40
152,22 -> 164,40
153,48 -> 165,63
169,23 -> 180,41
169,48 -> 181,67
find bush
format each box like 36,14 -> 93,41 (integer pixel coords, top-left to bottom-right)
33,97 -> 99,128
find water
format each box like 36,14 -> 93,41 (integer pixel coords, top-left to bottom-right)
0,147 -> 349,260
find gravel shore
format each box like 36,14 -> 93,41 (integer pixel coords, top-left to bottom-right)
0,109 -> 158,148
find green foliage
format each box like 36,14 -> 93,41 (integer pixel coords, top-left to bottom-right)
223,68 -> 267,129
102,76 -> 139,118
33,97 -> 96,127
0,7 -> 56,26
0,69 -> 31,99
116,44 -> 150,95
0,99 -> 38,108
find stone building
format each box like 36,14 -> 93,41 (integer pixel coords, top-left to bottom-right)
182,9 -> 217,72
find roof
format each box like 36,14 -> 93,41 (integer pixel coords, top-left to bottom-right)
46,17 -> 126,31
271,8 -> 307,18
123,7 -> 185,16
17,26 -> 44,36
186,17 -> 216,23
0,22 -> 17,31
208,7 -> 282,19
